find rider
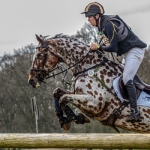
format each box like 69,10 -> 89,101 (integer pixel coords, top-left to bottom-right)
81,2 -> 147,122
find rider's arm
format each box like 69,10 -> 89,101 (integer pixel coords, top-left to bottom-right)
100,21 -> 119,52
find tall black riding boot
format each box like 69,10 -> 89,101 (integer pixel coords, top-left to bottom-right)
125,80 -> 140,122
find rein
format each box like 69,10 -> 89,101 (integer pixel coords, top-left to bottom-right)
29,40 -> 93,82
30,37 -> 106,84
73,56 -> 108,77
45,50 -> 91,79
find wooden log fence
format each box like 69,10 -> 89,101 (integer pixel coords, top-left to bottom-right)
0,133 -> 149,149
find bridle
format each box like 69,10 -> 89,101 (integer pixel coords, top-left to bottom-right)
29,40 -> 53,83
29,38 -> 106,83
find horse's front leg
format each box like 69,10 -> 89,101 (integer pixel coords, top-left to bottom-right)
53,97 -> 71,131
60,94 -> 97,118
53,87 -> 73,98
53,88 -> 90,131
53,88 -> 73,131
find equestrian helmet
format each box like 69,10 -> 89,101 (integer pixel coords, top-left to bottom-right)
81,2 -> 105,17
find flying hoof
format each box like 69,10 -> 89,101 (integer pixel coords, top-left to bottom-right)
62,122 -> 71,131
59,117 -> 71,131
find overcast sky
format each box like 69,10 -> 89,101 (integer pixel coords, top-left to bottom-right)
0,0 -> 150,56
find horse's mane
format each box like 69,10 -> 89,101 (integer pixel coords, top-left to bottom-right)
47,33 -> 88,47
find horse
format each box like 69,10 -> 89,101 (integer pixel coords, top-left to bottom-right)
28,34 -> 150,133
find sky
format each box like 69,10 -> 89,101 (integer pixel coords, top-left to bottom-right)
0,0 -> 150,56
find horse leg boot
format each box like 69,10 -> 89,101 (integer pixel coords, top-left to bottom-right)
61,105 -> 90,124
54,97 -> 71,131
75,113 -> 90,124
125,80 -> 140,122
61,105 -> 77,122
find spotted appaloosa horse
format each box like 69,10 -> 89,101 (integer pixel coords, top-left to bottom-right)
28,34 -> 150,133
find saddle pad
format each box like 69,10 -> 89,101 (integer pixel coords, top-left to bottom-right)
113,76 -> 150,107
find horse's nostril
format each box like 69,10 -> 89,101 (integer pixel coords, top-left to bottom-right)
29,79 -> 34,84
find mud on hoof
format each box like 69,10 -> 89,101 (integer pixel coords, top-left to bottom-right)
59,116 -> 71,131
53,87 -> 66,98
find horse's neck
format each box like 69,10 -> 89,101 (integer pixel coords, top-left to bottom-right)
52,38 -> 103,72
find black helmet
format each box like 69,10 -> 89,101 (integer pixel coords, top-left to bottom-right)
81,2 -> 105,17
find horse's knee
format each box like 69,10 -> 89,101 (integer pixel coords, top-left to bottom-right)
53,87 -> 66,98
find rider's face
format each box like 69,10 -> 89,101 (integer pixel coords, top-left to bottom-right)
88,16 -> 96,26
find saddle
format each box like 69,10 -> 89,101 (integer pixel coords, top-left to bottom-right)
101,75 -> 150,133
119,75 -> 150,99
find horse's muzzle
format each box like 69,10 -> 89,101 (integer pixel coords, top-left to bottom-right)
28,78 -> 36,88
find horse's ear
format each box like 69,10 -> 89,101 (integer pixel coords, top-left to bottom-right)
35,34 -> 44,44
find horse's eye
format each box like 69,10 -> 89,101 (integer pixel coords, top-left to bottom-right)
37,53 -> 42,58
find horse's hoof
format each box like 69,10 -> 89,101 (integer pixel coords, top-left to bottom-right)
62,122 -> 71,131
59,117 -> 71,131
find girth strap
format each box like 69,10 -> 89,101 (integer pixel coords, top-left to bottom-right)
101,100 -> 129,133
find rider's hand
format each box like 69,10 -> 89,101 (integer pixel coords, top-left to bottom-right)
90,42 -> 100,50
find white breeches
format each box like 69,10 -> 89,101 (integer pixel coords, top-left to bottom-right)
123,47 -> 145,85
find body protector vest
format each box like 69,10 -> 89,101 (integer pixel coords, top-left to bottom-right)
99,15 -> 147,56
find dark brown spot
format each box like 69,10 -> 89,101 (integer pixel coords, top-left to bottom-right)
103,69 -> 107,75
111,105 -> 114,109
99,97 -> 103,101
94,91 -> 98,95
86,59 -> 90,64
106,78 -> 110,83
98,102 -> 102,108
93,59 -> 97,64
61,43 -> 65,46
107,72 -> 112,77
111,99 -> 115,103
87,91 -> 93,96
100,75 -> 104,79
89,105 -> 93,109
89,80 -> 93,83
80,79 -> 85,82
145,109 -> 150,114
86,83 -> 92,89
76,87 -> 83,94
105,65 -> 109,70
145,113 -> 149,118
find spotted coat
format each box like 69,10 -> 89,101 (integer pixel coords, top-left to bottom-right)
28,35 -> 150,133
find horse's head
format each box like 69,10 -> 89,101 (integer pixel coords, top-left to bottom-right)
28,35 -> 60,88
28,34 -> 104,88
